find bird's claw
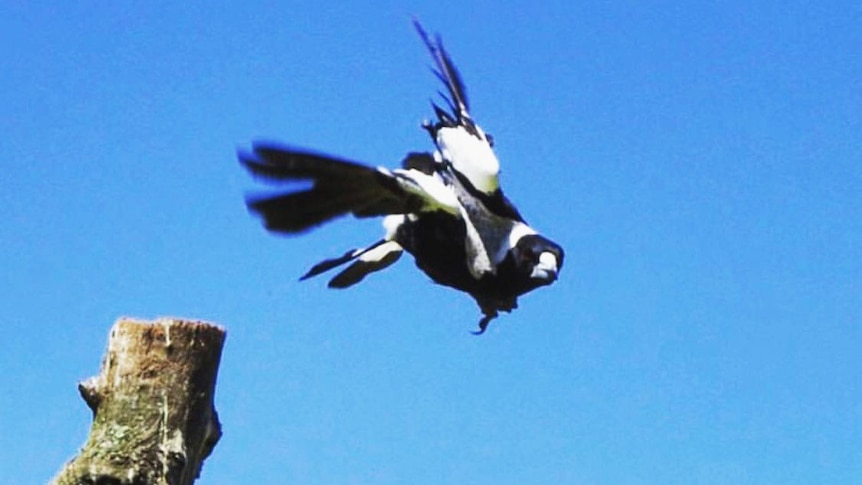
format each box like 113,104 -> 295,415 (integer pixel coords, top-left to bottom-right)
471,312 -> 496,335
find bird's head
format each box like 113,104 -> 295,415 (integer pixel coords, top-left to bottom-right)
511,234 -> 564,286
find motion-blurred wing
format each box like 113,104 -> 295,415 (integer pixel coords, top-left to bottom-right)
240,143 -> 460,233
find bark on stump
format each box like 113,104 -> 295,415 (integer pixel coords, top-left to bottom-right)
51,317 -> 226,485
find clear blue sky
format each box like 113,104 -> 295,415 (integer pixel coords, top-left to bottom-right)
2,2 -> 860,484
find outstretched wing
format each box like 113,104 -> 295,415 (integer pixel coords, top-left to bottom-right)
240,142 -> 460,233
414,21 -> 504,200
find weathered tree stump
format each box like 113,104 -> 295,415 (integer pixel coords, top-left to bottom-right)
51,317 -> 226,485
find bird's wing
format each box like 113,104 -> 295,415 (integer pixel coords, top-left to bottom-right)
414,20 -> 501,195
300,238 -> 404,288
240,143 -> 460,234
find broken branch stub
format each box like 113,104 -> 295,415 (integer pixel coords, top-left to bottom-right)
51,317 -> 226,485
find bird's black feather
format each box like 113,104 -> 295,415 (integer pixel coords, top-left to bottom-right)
300,248 -> 362,281
328,249 -> 402,288
414,20 -> 471,122
401,152 -> 436,175
299,239 -> 403,289
241,144 -> 411,233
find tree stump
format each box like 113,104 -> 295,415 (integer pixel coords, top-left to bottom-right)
51,317 -> 226,485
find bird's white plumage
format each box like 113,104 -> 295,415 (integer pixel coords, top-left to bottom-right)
436,126 -> 500,193
507,222 -> 538,256
385,167 -> 461,214
382,214 -> 405,239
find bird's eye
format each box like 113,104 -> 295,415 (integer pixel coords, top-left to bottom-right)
519,249 -> 536,266
486,133 -> 495,147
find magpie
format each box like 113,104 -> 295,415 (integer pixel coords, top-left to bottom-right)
240,21 -> 564,333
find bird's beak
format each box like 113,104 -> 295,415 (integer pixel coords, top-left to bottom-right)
530,251 -> 559,282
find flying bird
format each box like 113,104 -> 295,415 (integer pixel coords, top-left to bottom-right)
240,21 -> 564,333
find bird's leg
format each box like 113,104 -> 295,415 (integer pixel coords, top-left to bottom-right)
472,310 -> 498,335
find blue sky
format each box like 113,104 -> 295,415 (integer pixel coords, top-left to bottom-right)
2,2 -> 860,483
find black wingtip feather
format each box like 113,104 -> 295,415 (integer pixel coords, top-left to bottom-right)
239,144 -> 415,233
300,249 -> 359,281
413,19 -> 471,119
245,185 -> 384,233
327,249 -> 402,289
